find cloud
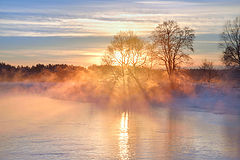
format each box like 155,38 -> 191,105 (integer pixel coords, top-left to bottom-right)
135,1 -> 204,5
0,0 -> 239,65
0,0 -> 239,37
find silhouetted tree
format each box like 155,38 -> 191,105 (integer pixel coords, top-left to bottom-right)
220,17 -> 240,68
151,20 -> 195,79
199,59 -> 214,82
0,62 -> 86,81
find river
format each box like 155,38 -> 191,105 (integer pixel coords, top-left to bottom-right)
0,93 -> 239,160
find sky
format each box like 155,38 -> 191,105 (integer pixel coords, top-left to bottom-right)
0,0 -> 239,67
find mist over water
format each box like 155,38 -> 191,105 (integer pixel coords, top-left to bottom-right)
0,82 -> 240,160
1,81 -> 239,114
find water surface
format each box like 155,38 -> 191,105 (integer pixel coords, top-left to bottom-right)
0,94 -> 239,160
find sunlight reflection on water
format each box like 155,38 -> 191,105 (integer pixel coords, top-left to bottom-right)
119,112 -> 129,160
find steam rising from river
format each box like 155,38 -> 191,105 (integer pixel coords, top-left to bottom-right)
0,78 -> 239,115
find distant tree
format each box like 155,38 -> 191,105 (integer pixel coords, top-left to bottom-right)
151,20 -> 195,79
220,17 -> 240,68
199,59 -> 214,82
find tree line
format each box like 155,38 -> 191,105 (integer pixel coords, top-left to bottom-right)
0,63 -> 86,81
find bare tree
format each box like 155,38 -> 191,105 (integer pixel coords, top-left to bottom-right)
102,31 -> 149,99
199,59 -> 214,82
102,31 -> 146,71
151,20 -> 195,79
220,17 -> 240,68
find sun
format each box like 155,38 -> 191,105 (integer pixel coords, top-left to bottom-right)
113,51 -> 124,66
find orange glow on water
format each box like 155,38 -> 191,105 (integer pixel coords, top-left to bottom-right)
119,112 -> 129,160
